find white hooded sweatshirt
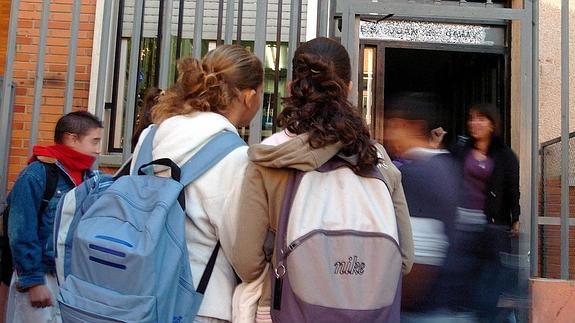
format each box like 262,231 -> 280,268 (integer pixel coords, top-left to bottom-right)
131,112 -> 248,321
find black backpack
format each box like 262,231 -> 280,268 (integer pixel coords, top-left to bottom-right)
0,162 -> 59,285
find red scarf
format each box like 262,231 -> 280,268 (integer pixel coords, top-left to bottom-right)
30,144 -> 96,185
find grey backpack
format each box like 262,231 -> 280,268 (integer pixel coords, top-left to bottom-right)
271,157 -> 402,322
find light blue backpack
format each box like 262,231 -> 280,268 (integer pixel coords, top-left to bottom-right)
54,126 -> 245,323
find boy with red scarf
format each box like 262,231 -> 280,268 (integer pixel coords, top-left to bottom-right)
5,111 -> 102,323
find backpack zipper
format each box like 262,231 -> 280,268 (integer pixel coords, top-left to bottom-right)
281,229 -> 398,258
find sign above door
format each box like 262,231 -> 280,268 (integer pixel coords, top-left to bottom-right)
359,20 -> 504,46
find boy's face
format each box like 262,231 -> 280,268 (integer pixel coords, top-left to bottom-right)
66,127 -> 103,157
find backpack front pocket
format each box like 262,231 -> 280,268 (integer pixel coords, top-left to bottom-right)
58,274 -> 157,323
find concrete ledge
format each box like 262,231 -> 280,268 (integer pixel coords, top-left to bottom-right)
531,278 -> 575,323
98,153 -> 123,167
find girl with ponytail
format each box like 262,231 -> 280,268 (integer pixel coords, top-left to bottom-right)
131,45 -> 263,323
224,37 -> 413,322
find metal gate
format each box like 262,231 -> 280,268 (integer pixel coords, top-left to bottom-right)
0,0 -> 572,283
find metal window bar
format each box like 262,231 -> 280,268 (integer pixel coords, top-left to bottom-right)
108,0 -> 127,153
29,0 -> 51,155
225,0 -> 235,44
0,78 -> 15,209
272,0 -> 283,134
357,42 -> 365,109
216,0 -> 225,46
0,0 -> 20,204
287,0 -> 302,82
158,0 -> 173,89
64,0 -> 83,114
560,0 -> 570,280
317,0 -> 329,37
531,0 -> 540,278
193,0 -> 205,59
155,0 -> 165,86
175,0 -> 185,62
249,0 -> 268,145
95,0 -> 114,121
122,0 -> 146,162
236,0 -> 244,43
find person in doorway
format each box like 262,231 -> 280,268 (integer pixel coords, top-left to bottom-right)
439,103 -> 520,322
383,93 -> 459,319
224,37 -> 414,322
130,45 -> 264,323
5,111 -> 103,323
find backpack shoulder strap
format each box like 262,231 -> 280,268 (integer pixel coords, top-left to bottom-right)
132,125 -> 158,175
177,131 -> 245,293
179,131 -> 246,186
275,170 -> 305,262
196,241 -> 221,294
40,162 -> 60,213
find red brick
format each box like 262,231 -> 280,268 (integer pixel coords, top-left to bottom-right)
6,0 -> 96,188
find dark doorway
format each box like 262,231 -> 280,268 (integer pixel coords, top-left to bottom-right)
361,43 -> 509,148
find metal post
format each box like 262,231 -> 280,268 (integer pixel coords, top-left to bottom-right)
341,3 -> 360,105
249,0 -> 268,145
193,0 -> 205,59
175,0 -> 185,62
317,0 -> 329,37
158,0 -> 173,89
216,0 -> 225,46
0,0 -> 20,204
108,0 -> 126,151
122,0 -> 145,162
95,0 -> 114,121
560,0 -> 570,280
29,0 -> 51,155
224,0 -> 235,44
155,0 -> 165,86
328,0 -> 336,38
530,0 -> 540,278
236,0 -> 244,43
0,80 -> 14,209
272,0 -> 283,133
64,0 -> 82,114
518,0 -> 534,291
287,0 -> 302,82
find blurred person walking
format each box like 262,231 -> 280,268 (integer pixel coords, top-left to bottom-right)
439,103 -> 520,323
383,93 -> 460,321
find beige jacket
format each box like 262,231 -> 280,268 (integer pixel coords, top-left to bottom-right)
222,133 -> 413,307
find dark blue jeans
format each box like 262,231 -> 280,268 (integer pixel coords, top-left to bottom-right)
436,223 -> 513,321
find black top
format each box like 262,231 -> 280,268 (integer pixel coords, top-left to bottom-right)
451,136 -> 520,227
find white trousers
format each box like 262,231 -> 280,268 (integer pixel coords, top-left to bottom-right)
5,274 -> 61,323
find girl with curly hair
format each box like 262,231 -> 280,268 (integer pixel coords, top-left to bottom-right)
224,37 -> 413,322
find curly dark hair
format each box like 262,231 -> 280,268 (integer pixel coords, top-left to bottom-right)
277,37 -> 378,170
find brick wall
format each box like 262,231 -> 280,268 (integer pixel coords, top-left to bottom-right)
7,0 -> 97,187
539,177 -> 575,278
0,0 -> 10,76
